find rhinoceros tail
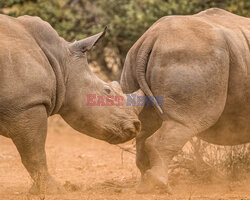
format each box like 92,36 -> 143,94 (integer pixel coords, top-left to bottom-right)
135,41 -> 164,116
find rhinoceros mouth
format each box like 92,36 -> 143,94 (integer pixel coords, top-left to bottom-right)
105,128 -> 136,144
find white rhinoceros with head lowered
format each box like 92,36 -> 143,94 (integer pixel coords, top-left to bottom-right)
0,14 -> 143,194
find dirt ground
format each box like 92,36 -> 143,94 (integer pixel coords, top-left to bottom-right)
0,115 -> 249,200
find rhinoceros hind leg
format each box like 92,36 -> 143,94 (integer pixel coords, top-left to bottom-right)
137,120 -> 196,193
136,107 -> 163,175
136,136 -> 151,175
136,168 -> 172,194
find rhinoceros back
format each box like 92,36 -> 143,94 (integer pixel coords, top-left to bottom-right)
0,15 -> 65,118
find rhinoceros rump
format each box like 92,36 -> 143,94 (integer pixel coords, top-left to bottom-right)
121,8 -> 250,193
0,14 -> 143,194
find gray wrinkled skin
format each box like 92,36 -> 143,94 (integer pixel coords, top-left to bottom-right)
120,8 -> 250,193
0,15 -> 142,194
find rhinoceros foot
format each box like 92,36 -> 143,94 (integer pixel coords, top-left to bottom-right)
29,175 -> 66,195
136,168 -> 172,194
136,177 -> 154,194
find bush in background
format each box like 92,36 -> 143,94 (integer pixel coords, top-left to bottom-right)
1,0 -> 250,79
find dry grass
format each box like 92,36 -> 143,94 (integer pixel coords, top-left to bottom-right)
169,138 -> 250,183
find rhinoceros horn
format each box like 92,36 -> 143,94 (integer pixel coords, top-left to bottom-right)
69,26 -> 107,53
111,81 -> 144,115
132,89 -> 145,115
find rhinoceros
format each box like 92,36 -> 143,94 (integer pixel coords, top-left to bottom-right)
0,14 -> 143,194
121,8 -> 250,193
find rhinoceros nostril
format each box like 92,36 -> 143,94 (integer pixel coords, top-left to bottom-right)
133,120 -> 141,133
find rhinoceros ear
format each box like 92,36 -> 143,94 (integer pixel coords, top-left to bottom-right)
69,27 -> 107,53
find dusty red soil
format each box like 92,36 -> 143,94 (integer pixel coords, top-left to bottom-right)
0,115 -> 249,200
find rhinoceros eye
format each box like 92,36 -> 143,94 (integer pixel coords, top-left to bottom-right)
104,88 -> 111,95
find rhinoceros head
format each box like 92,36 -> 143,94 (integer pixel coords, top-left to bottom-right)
59,28 -> 143,144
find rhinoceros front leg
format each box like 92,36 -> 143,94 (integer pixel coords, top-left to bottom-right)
136,120 -> 195,194
8,106 -> 64,194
